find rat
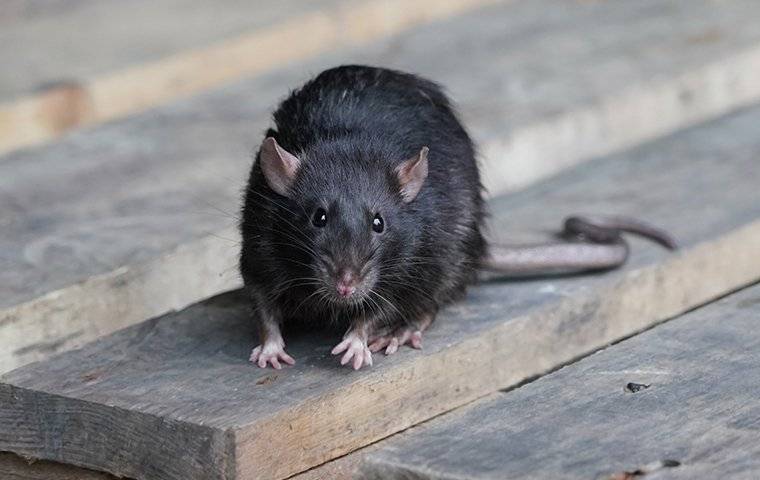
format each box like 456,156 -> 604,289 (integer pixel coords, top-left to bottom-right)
239,65 -> 675,370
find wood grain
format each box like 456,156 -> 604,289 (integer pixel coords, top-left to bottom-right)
2,103 -> 760,478
6,0 -> 760,374
359,284 -> 760,479
0,0 -> 498,155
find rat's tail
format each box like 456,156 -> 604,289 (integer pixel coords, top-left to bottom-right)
481,216 -> 677,277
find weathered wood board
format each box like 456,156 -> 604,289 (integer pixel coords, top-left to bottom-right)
359,284 -> 760,480
5,0 -> 760,374
2,106 -> 760,480
0,0 -> 497,155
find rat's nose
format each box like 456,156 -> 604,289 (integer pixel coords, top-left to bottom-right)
336,270 -> 359,298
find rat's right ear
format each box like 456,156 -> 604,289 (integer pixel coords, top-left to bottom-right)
396,146 -> 429,203
259,137 -> 301,196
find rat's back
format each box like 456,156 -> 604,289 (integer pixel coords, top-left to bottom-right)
270,65 -> 470,159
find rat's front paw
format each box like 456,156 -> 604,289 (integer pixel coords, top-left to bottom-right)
249,342 -> 295,369
331,334 -> 373,370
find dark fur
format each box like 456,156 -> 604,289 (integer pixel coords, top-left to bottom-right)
239,65 -> 486,333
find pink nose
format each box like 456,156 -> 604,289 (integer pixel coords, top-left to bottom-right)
336,270 -> 359,298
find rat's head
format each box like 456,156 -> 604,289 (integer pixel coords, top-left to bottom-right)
259,136 -> 428,307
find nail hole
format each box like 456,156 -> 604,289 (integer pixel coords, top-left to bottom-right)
624,382 -> 650,393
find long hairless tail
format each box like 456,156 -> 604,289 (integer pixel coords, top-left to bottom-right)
481,216 -> 677,276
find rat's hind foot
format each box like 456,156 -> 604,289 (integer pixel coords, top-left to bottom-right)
368,327 -> 423,355
249,341 -> 295,370
331,331 -> 373,370
369,313 -> 434,355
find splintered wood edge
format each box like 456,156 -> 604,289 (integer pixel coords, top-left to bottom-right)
0,450 -> 361,480
0,384 -> 235,480
0,452 -> 117,480
0,0 -> 498,156
233,221 -> 760,479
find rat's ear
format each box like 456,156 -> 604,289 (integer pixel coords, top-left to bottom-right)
396,146 -> 429,203
259,137 -> 301,196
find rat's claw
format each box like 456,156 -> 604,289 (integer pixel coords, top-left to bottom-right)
249,343 -> 295,369
410,331 -> 423,349
368,336 -> 391,353
386,337 -> 400,355
332,334 -> 372,370
331,338 -> 352,355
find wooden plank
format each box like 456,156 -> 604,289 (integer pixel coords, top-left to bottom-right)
0,0 -> 498,156
1,107 -> 760,480
359,284 -> 760,480
4,0 -> 760,374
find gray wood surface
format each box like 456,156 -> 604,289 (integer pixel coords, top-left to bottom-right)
0,0 -> 341,102
359,284 -> 760,480
6,0 -> 760,373
0,0 -> 491,155
2,104 -> 760,479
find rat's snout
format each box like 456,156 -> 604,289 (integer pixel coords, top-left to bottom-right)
319,237 -> 376,302
336,269 -> 360,298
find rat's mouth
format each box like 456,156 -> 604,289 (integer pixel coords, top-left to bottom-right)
330,292 -> 368,308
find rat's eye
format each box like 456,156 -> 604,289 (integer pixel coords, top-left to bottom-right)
312,208 -> 327,227
372,213 -> 384,233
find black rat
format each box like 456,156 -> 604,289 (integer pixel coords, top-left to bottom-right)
239,65 -> 674,370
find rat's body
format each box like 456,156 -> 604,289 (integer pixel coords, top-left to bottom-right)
240,65 -> 675,369
240,65 -> 485,369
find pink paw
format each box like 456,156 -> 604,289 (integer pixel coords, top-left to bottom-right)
331,334 -> 373,370
249,342 -> 295,369
368,327 -> 423,355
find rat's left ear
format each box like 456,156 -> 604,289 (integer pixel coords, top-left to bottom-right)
396,146 -> 429,203
259,137 -> 301,197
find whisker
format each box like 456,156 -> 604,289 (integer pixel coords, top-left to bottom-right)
291,288 -> 327,316
370,289 -> 404,319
